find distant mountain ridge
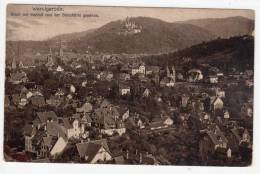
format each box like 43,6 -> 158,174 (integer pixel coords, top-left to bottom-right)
6,16 -> 254,57
65,17 -> 215,54
50,29 -> 96,42
180,16 -> 254,38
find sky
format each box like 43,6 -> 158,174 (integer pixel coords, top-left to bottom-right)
6,4 -> 254,41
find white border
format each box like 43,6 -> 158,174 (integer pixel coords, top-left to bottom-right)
0,1 -> 259,174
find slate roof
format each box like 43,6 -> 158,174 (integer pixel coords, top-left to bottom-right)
146,66 -> 160,73
114,155 -> 125,164
119,73 -> 130,80
100,99 -> 112,108
46,95 -> 63,107
5,95 -> 10,107
160,77 -> 173,84
146,121 -> 166,129
119,83 -> 131,90
58,115 -> 82,130
143,156 -> 157,165
9,72 -> 27,82
42,136 -> 58,149
23,124 -> 37,136
211,97 -> 223,105
120,64 -> 130,72
231,127 -> 250,143
116,106 -> 129,116
93,107 -> 119,129
206,125 -> 228,146
11,94 -> 21,105
76,139 -> 111,162
72,113 -> 81,120
81,113 -> 92,123
46,122 -> 67,140
76,102 -> 93,113
31,158 -> 50,163
32,130 -> 47,147
76,142 -> 101,160
57,118 -> 72,129
30,96 -> 46,107
91,139 -> 111,154
36,111 -> 58,124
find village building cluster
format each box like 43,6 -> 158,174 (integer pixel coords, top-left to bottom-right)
4,44 -> 253,165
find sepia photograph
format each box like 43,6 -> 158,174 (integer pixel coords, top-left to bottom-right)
3,3 -> 254,166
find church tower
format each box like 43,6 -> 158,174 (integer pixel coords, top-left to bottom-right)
46,47 -> 54,67
12,41 -> 20,70
48,48 -> 53,62
172,65 -> 176,83
166,65 -> 176,82
59,41 -> 63,57
59,38 -> 64,64
11,56 -> 17,69
166,66 -> 170,78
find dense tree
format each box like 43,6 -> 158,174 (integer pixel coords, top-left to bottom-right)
43,78 -> 59,91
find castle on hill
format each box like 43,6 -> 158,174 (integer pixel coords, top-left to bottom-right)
120,17 -> 142,35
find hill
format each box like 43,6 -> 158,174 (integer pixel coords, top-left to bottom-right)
50,29 -> 96,42
143,35 -> 254,72
6,16 -> 254,61
181,16 -> 254,39
66,17 -> 215,54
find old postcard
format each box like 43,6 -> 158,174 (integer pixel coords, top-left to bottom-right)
4,4 -> 254,166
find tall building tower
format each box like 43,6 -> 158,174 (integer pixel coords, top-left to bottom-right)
12,41 -> 20,69
59,38 -> 64,58
11,56 -> 17,69
166,66 -> 170,78
59,44 -> 63,57
46,47 -> 54,67
172,65 -> 176,83
48,48 -> 53,61
166,65 -> 176,82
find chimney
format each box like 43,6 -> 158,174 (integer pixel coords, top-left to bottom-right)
227,148 -> 232,158
126,150 -> 129,159
139,153 -> 142,164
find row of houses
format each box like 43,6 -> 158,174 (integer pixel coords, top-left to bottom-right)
199,122 -> 252,160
